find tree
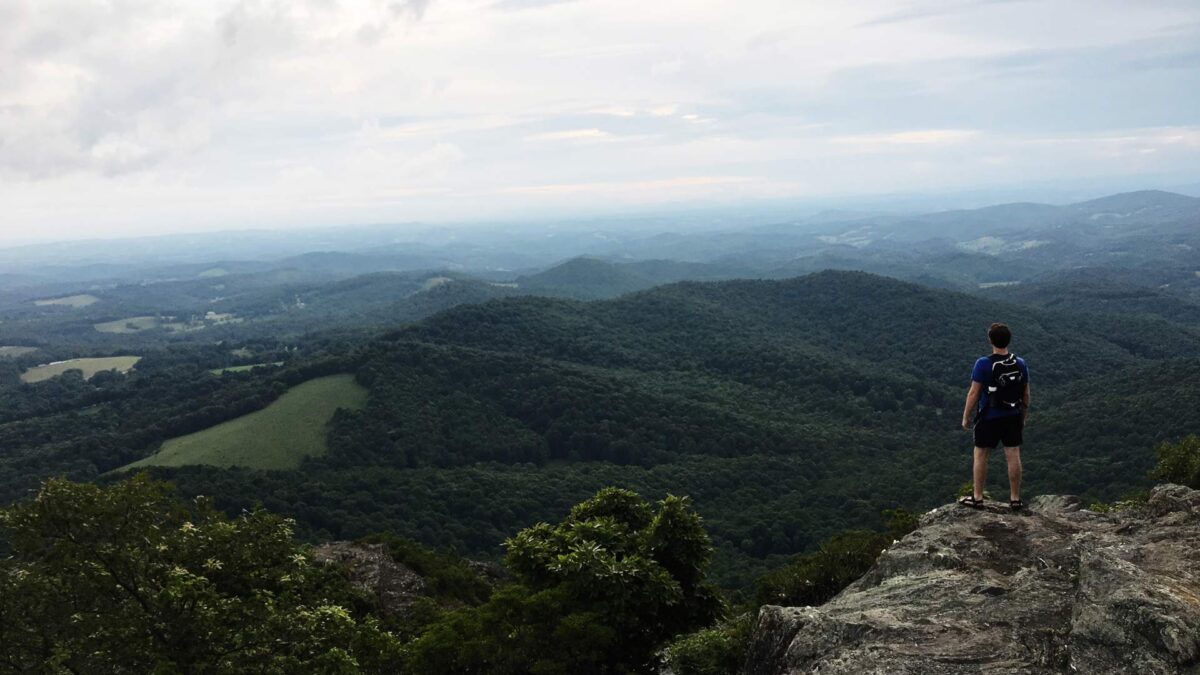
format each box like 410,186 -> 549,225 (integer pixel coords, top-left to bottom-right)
403,487 -> 725,674
0,474 -> 402,673
1149,435 -> 1200,489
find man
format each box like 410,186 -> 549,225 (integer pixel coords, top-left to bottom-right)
960,323 -> 1031,510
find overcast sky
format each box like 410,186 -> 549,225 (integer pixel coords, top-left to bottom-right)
2,0 -> 1199,243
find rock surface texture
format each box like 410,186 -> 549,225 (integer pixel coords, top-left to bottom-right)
744,484 -> 1200,674
312,541 -> 430,616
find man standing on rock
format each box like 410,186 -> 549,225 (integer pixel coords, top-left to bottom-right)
960,323 -> 1031,510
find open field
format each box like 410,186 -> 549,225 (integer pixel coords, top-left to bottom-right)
20,356 -> 141,383
208,362 -> 284,374
0,346 -> 38,358
122,374 -> 367,470
94,316 -> 161,333
34,294 -> 100,308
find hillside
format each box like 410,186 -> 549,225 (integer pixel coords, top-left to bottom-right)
514,256 -> 749,299
4,189 -> 1196,354
4,270 -> 1198,588
979,275 -> 1200,324
745,484 -> 1200,674
136,271 -> 1200,588
514,256 -> 658,299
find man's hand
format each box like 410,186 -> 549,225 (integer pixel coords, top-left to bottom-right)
961,418 -> 972,431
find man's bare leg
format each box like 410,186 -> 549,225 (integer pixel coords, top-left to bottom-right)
1004,446 -> 1022,501
973,447 -> 989,500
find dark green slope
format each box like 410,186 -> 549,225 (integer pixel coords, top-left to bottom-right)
209,270 -> 1195,587
979,277 -> 1200,325
23,270 -> 1199,590
403,271 -> 1200,386
514,257 -> 657,299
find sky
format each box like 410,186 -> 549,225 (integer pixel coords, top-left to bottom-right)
2,0 -> 1199,243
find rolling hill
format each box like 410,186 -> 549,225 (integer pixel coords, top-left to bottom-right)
136,271 -> 1200,588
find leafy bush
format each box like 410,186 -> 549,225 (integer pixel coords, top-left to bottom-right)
883,507 -> 920,539
1149,435 -> 1200,489
666,613 -> 754,675
403,487 -> 725,674
1087,491 -> 1148,514
753,529 -> 891,607
752,508 -> 918,609
0,474 -> 402,673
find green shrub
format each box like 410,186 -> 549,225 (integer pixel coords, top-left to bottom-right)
403,487 -> 725,674
957,482 -> 992,500
1149,435 -> 1200,489
883,508 -> 920,539
666,613 -> 754,675
0,475 -> 402,673
1088,489 -> 1149,514
753,529 -> 890,607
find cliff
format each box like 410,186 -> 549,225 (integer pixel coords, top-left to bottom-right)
744,484 -> 1200,674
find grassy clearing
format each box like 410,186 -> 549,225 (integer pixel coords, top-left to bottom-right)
94,316 -> 161,333
421,276 -> 454,291
122,374 -> 367,470
0,346 -> 38,358
34,294 -> 99,308
93,313 -> 240,334
20,356 -> 141,383
208,362 -> 284,374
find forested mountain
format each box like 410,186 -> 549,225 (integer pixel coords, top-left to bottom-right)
6,271 -> 1191,589
3,190 -> 1196,359
2,189 -> 1199,592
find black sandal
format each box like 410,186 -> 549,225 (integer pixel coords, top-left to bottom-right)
1009,499 -> 1025,511
959,496 -> 985,509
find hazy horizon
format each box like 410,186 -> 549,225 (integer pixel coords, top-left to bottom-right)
3,0 -> 1200,244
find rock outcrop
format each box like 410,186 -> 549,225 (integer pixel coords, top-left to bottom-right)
744,484 -> 1200,674
312,541 -> 431,616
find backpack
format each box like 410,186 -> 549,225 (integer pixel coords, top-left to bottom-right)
987,353 -> 1025,410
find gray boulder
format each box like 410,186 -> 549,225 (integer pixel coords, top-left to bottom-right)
744,484 -> 1200,674
312,541 -> 430,616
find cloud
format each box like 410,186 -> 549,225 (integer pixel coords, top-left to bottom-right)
1,0 -> 1198,241
489,0 -> 579,11
829,129 -> 979,146
524,128 -> 611,142
499,175 -> 753,196
858,0 -> 1028,27
392,0 -> 433,21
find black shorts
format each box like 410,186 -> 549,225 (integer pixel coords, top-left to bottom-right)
974,414 -> 1023,449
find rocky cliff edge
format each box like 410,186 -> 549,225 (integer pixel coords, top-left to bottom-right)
744,484 -> 1200,674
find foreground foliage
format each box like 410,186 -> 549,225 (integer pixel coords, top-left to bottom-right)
666,613 -> 755,675
0,475 -> 402,673
1,479 -> 727,674
1149,434 -> 1200,489
403,488 -> 725,674
754,509 -> 919,608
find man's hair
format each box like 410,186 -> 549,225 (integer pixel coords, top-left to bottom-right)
988,322 -> 1012,348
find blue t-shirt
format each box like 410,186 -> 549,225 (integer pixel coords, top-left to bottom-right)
971,355 -> 1029,420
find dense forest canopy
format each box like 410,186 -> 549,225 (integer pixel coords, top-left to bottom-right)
4,267 -> 1197,589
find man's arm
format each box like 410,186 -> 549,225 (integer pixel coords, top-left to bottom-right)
962,381 -> 982,430
1021,382 -> 1031,423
